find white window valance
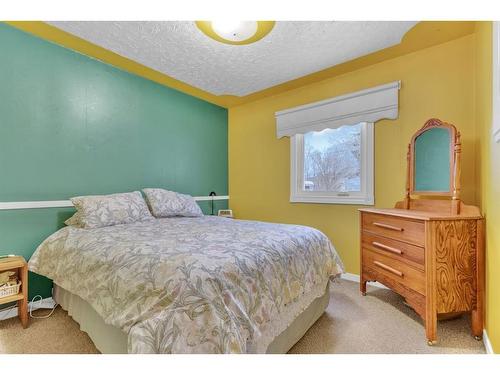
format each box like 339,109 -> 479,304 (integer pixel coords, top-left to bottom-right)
275,81 -> 401,138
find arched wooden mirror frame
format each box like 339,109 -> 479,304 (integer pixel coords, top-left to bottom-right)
402,118 -> 462,214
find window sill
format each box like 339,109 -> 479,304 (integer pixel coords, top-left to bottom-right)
290,194 -> 374,205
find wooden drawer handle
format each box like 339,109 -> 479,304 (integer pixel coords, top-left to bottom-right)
373,260 -> 404,277
372,241 -> 403,255
373,222 -> 404,232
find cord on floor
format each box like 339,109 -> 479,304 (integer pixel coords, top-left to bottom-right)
29,295 -> 58,319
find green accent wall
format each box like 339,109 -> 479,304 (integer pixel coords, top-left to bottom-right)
0,23 -> 228,301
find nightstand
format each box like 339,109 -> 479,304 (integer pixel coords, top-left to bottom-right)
0,256 -> 29,328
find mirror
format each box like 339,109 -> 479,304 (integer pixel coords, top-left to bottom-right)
414,127 -> 451,193
409,119 -> 459,196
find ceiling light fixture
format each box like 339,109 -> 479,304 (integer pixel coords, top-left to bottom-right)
195,21 -> 275,45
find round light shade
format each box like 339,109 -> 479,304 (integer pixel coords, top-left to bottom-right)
195,21 -> 275,45
212,21 -> 258,42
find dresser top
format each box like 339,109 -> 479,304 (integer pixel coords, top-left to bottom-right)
359,207 -> 483,221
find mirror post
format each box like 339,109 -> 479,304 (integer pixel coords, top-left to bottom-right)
451,131 -> 462,215
404,143 -> 411,209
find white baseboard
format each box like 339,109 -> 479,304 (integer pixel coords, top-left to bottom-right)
0,297 -> 56,321
340,272 -> 388,290
483,329 -> 495,354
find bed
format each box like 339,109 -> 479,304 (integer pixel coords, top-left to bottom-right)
29,216 -> 343,353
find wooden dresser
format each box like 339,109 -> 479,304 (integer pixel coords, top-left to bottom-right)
359,205 -> 484,345
359,119 -> 485,345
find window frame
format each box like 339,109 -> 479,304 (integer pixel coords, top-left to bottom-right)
290,122 -> 374,205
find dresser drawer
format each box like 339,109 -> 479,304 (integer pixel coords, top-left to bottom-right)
362,231 -> 424,270
361,212 -> 425,246
362,248 -> 425,295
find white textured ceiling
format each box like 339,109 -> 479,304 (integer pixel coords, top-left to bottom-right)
47,21 -> 417,97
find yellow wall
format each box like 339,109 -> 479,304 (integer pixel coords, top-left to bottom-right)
230,24 -> 500,352
475,22 -> 499,353
229,34 -> 476,275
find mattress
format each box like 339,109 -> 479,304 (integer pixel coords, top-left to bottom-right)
54,283 -> 330,354
30,216 -> 343,353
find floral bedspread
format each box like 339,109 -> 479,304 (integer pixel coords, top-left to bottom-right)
29,216 -> 343,353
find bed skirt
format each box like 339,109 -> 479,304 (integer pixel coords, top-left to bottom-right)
53,283 -> 330,354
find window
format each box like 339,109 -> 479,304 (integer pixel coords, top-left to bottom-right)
290,122 -> 374,205
277,81 -> 399,204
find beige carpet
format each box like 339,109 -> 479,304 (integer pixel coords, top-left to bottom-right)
0,280 -> 485,354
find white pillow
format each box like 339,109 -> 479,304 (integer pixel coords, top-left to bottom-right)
142,188 -> 203,218
68,191 -> 153,229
